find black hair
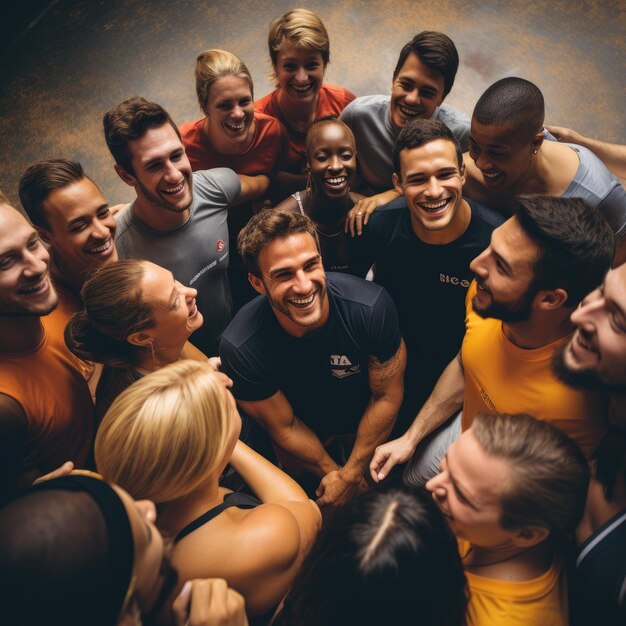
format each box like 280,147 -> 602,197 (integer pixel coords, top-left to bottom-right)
275,484 -> 467,626
473,77 -> 544,140
513,195 -> 614,306
393,31 -> 459,97
393,118 -> 462,175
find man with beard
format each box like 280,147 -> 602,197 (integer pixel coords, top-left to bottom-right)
552,265 -> 626,626
103,96 -> 268,355
220,210 -> 406,509
370,195 -> 614,485
0,473 -> 247,626
0,200 -> 94,501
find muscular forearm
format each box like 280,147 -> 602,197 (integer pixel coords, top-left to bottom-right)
238,175 -> 270,203
343,393 -> 400,480
405,353 -> 464,447
271,417 -> 340,478
228,441 -> 310,503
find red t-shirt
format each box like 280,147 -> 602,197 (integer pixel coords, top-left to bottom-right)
255,83 -> 356,173
179,111 -> 287,175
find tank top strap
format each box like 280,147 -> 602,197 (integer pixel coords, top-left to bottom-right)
174,491 -> 260,543
291,191 -> 305,215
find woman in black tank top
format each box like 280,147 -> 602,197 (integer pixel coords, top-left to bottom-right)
95,360 -> 321,623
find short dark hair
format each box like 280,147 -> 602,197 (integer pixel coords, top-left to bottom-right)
103,96 -> 182,175
275,485 -> 468,626
473,77 -> 544,140
18,159 -> 86,229
513,195 -> 614,306
305,115 -> 355,155
393,31 -> 459,98
238,209 -> 320,278
393,118 -> 462,175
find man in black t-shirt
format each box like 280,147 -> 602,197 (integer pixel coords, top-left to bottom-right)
357,119 -> 504,433
220,210 -> 406,509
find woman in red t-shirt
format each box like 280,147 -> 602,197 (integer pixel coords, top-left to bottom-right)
179,49 -> 287,309
255,8 -> 356,195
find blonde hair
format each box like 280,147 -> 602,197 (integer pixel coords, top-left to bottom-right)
95,360 -> 231,503
268,8 -> 330,86
472,413 -> 589,536
195,49 -> 254,114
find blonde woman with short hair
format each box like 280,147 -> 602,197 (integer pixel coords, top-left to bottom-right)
95,360 -> 321,620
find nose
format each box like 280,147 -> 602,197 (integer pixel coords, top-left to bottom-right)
136,499 -> 157,524
473,151 -> 494,172
295,66 -> 308,82
92,218 -> 111,240
469,248 -> 489,276
163,159 -> 180,181
570,291 -> 604,327
231,106 -> 245,120
23,249 -> 48,278
184,285 -> 198,301
404,88 -> 421,106
328,155 -> 342,172
425,175 -> 443,198
292,269 -> 313,293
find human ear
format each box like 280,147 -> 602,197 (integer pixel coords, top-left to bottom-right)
126,331 -> 154,348
512,525 -> 549,547
531,131 -> 545,154
114,164 -> 138,187
392,172 -> 404,196
248,273 -> 266,296
537,288 -> 568,310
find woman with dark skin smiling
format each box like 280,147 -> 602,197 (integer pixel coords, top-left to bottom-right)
275,117 -> 369,277
255,8 -> 356,198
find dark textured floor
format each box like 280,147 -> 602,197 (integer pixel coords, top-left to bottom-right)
1,0 -> 625,209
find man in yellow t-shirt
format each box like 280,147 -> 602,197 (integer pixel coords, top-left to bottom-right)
371,194 -> 614,485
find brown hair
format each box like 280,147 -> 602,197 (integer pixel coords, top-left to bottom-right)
65,259 -> 155,368
268,8 -> 330,86
472,412 -> 589,536
238,209 -> 320,278
103,96 -> 182,175
195,49 -> 254,114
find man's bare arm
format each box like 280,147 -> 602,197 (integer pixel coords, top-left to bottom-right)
237,174 -> 271,203
370,350 -> 464,482
238,391 -> 339,478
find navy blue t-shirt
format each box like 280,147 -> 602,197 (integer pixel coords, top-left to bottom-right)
358,196 -> 503,429
220,273 -> 402,442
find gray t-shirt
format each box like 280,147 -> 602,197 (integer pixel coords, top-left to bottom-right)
563,143 -> 626,239
340,94 -> 470,193
115,168 -> 242,355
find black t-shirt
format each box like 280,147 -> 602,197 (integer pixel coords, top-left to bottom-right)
357,196 -> 504,429
220,273 -> 402,442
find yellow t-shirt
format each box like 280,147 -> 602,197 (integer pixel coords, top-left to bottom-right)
461,281 -> 608,457
459,539 -> 568,626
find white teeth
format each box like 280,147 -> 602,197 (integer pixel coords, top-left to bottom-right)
483,172 -> 500,179
290,294 -> 315,305
87,239 -> 112,254
419,199 -> 449,210
326,176 -> 347,185
399,104 -> 420,117
162,181 -> 184,194
21,279 -> 46,294
225,121 -> 245,131
292,84 -> 311,92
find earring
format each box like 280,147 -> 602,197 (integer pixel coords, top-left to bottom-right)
532,148 -> 538,155
305,170 -> 311,194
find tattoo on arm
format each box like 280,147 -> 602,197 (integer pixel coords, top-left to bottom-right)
368,340 -> 405,393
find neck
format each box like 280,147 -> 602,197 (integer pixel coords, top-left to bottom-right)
502,309 -> 574,349
203,117 -> 255,155
306,190 -> 352,228
276,89 -> 319,130
577,476 -> 626,545
412,198 -> 472,245
51,251 -> 84,292
509,150 -> 551,197
0,317 -> 45,352
156,472 -> 223,537
133,196 -> 189,232
134,342 -> 186,374
467,538 -> 551,571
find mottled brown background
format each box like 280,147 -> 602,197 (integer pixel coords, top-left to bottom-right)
1,0 -> 624,209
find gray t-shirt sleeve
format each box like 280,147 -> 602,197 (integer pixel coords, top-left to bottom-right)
193,167 -> 242,206
435,105 -> 471,152
598,185 -> 626,240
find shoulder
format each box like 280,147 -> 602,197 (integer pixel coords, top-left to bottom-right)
341,94 -> 388,119
178,118 -> 203,139
566,143 -> 623,196
193,168 -> 242,202
328,273 -> 394,314
113,203 -> 135,231
466,198 -> 506,229
221,297 -> 271,351
320,84 -> 357,109
436,103 -> 470,126
254,89 -> 278,114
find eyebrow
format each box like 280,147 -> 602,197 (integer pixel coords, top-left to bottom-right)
67,204 -> 110,227
602,275 -> 626,322
267,254 -> 321,279
168,283 -> 178,307
445,453 -> 480,511
406,167 -> 458,180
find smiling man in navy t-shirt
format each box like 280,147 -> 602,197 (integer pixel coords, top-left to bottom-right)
220,210 -> 406,509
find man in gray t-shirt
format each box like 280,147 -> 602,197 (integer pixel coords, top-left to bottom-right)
103,96 -> 268,354
340,31 -> 469,196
